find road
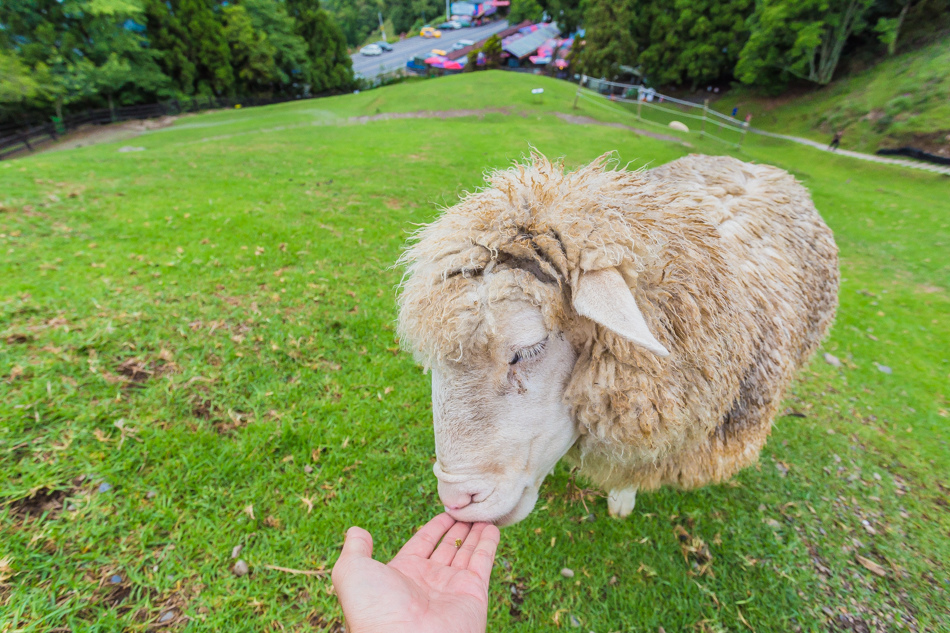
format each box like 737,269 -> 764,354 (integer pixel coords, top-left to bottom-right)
351,20 -> 510,79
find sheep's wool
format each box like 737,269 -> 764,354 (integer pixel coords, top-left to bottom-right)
397,153 -> 839,493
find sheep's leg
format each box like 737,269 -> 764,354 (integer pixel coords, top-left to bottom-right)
607,487 -> 637,518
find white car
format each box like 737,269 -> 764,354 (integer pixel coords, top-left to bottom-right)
360,44 -> 383,56
438,20 -> 463,30
452,39 -> 475,51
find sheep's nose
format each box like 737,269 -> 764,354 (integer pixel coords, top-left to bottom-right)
437,480 -> 476,511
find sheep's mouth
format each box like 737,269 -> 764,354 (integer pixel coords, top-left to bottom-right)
445,485 -> 538,527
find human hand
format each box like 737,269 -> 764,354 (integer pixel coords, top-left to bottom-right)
331,513 -> 501,633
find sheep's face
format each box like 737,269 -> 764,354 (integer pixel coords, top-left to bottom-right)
431,298 -> 579,526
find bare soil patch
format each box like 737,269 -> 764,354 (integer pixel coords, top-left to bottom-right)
6,487 -> 71,520
347,107 -> 511,124
555,112 -> 686,144
34,116 -> 180,155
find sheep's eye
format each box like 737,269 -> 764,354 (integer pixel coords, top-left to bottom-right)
510,338 -> 548,365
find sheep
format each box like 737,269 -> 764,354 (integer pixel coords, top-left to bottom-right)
397,153 -> 839,526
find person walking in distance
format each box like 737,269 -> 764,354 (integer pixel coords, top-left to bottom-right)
829,129 -> 844,151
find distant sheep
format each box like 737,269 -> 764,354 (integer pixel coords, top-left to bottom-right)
397,153 -> 839,526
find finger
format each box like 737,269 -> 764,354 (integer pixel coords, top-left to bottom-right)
449,522 -> 485,570
466,523 -> 500,585
395,513 -> 456,560
430,521 -> 472,565
332,526 -> 373,584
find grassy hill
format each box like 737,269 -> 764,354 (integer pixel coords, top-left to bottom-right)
1,72 -> 948,632
714,37 -> 950,155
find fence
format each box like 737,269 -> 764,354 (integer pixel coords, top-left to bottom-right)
573,76 -> 750,149
0,93 -> 326,161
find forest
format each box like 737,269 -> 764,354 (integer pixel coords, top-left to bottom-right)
2,0 -> 948,126
0,0 -> 354,125
570,0 -> 950,91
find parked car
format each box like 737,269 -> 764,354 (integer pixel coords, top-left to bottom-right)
437,20 -> 463,30
376,41 -> 393,52
452,39 -> 474,51
420,26 -> 441,38
359,44 -> 383,56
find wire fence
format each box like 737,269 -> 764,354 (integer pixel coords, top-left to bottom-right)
574,76 -> 750,149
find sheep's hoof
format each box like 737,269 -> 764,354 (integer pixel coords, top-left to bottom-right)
607,487 -> 637,518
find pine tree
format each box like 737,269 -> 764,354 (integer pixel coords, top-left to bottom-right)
177,0 -> 235,95
223,4 -> 280,94
244,0 -> 311,91
286,0 -> 354,93
630,0 -> 752,89
144,0 -> 199,92
577,0 -> 636,79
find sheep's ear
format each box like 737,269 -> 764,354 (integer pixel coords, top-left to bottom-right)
573,268 -> 670,357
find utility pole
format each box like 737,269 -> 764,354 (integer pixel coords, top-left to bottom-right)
378,12 -> 386,41
446,0 -> 450,21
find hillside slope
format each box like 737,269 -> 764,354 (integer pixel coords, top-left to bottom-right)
0,71 -> 948,632
715,37 -> 950,155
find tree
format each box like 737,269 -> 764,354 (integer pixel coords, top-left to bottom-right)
177,0 -> 235,95
320,0 -> 386,46
244,0 -> 311,91
0,49 -> 42,118
509,0 -> 544,24
736,0 -> 875,88
543,0 -> 584,33
577,0 -> 636,78
1,0 -> 169,118
223,4 -> 280,93
144,0 -> 234,95
867,0 -> 950,55
481,34 -> 503,69
286,0 -> 354,93
143,0 -> 198,93
630,0 -> 752,89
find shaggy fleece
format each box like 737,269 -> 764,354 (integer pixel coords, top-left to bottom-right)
397,153 -> 839,494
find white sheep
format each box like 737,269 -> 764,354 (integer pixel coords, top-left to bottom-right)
397,153 -> 839,525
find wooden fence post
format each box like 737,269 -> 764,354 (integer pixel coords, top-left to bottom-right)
572,86 -> 580,110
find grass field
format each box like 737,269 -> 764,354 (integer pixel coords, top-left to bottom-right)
711,37 -> 950,154
1,71 -> 948,632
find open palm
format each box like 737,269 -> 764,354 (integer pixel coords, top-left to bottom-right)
331,514 -> 501,633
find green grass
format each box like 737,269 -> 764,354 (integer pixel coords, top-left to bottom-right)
712,37 -> 950,153
1,71 -> 948,632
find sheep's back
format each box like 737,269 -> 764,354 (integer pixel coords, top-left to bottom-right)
573,155 -> 838,489
651,155 -> 839,368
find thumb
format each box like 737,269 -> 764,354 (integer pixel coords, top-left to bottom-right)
332,526 -> 373,587
340,526 -> 374,560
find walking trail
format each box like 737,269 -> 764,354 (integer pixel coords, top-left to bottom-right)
751,128 -> 950,176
